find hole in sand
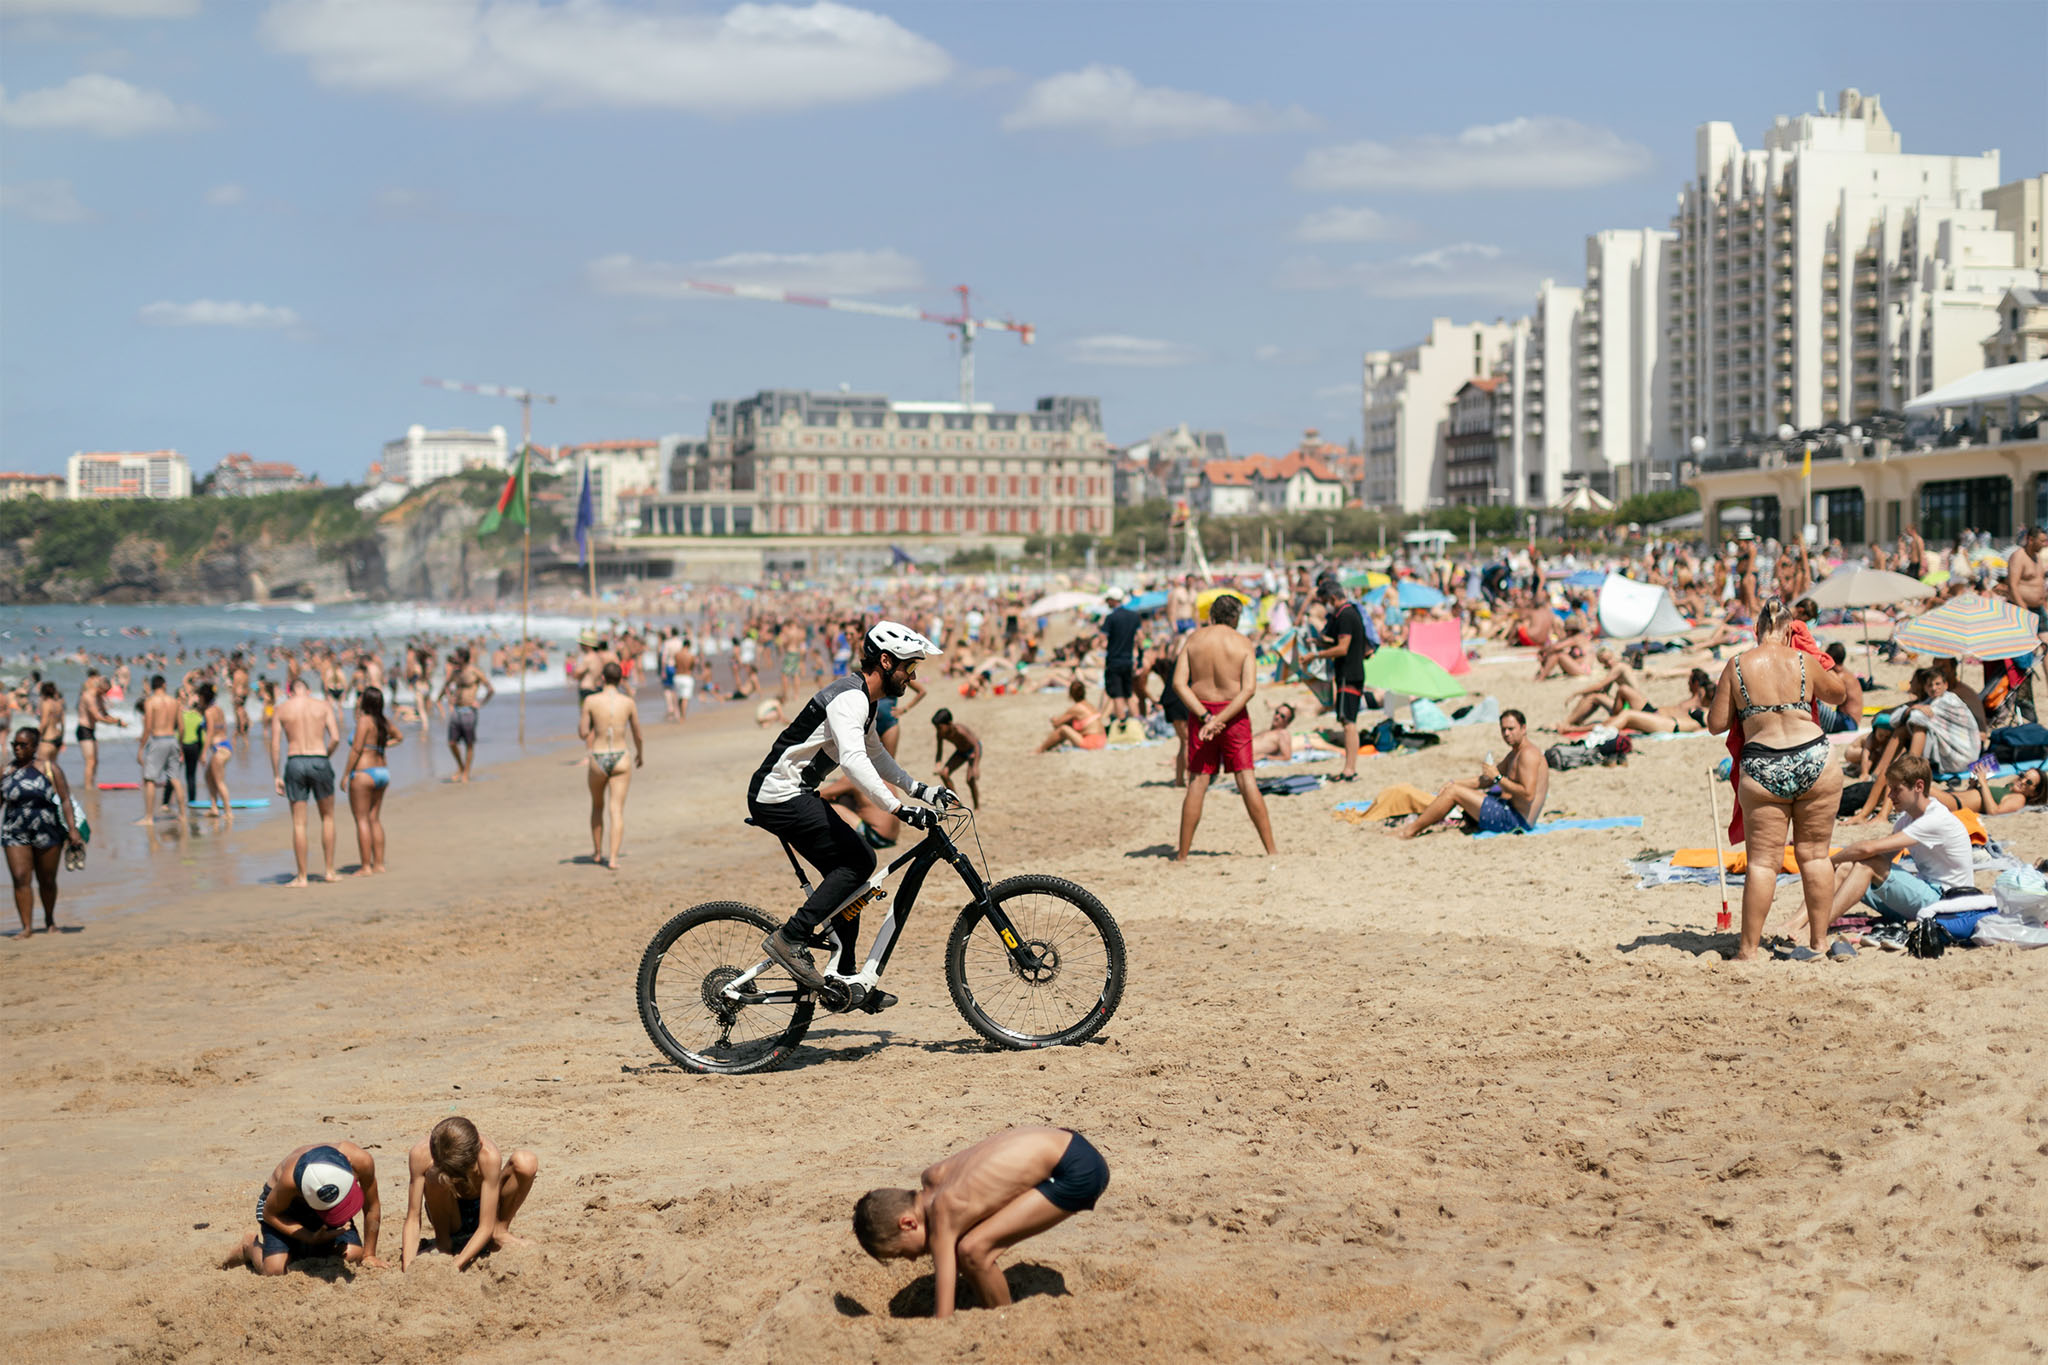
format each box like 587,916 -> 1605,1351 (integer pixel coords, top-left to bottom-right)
886,1262 -> 1069,1317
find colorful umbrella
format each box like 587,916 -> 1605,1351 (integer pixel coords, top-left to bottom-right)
1342,570 -> 1391,590
1124,590 -> 1169,613
1024,590 -> 1103,616
1893,594 -> 2041,662
1361,647 -> 1465,700
1195,587 -> 1250,622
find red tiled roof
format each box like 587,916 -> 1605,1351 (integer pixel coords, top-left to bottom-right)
0,472 -> 62,482
1202,451 -> 1346,487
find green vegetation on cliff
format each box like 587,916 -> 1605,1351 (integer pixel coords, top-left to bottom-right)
0,487 -> 369,581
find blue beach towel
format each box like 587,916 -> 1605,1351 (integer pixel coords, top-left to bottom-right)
1472,815 -> 1645,840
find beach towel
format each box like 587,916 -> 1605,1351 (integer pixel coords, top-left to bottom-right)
1445,696 -> 1501,728
1255,749 -> 1334,768
1333,785 -> 1433,821
1472,815 -> 1644,840
1405,618 -> 1470,676
1235,773 -> 1321,797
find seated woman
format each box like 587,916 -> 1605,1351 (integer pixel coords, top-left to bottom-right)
1561,649 -> 1652,726
1248,701 -> 1345,763
1035,680 -> 1108,752
1609,669 -> 1715,734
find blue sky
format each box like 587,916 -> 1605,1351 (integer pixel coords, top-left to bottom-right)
3,0 -> 2043,483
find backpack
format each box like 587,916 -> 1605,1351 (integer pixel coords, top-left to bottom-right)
1989,722 -> 2048,765
1545,742 -> 1598,771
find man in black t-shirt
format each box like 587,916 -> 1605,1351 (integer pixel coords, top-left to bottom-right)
1098,589 -> 1143,734
1301,576 -> 1375,781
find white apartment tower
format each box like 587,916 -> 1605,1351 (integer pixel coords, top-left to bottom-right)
1576,228 -> 1676,497
1362,317 -> 1519,512
378,425 -> 510,487
1669,88 -> 2027,454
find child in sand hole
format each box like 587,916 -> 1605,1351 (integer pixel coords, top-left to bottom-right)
400,1116 -> 540,1271
854,1125 -> 1107,1318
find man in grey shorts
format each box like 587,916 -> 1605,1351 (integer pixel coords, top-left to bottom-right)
269,675 -> 341,886
134,673 -> 188,826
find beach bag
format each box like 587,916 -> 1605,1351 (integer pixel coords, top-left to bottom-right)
1370,719 -> 1398,753
1595,734 -> 1633,766
1993,866 -> 2048,925
1545,742 -> 1597,771
1988,722 -> 2048,764
1905,916 -> 1953,959
1972,913 -> 2048,947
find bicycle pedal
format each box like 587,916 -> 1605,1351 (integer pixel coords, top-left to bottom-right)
856,989 -> 898,1015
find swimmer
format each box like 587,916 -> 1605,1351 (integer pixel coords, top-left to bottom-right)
579,662 -> 643,869
854,1126 -> 1109,1319
400,1116 -> 540,1272
931,709 -> 982,808
341,686 -> 401,875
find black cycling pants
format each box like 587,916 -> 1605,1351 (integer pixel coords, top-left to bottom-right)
749,790 -> 876,940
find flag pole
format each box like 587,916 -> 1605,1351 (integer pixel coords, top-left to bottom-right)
519,405 -> 531,746
585,452 -> 597,625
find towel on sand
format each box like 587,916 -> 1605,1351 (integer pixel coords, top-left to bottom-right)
1333,784 -> 1434,822
1472,815 -> 1645,840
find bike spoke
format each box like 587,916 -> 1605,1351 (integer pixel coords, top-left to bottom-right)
958,888 -> 1114,1043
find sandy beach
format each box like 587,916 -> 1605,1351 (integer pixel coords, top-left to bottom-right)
4,642 -> 2045,1364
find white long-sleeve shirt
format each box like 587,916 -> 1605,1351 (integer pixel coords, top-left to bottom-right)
749,675 -> 915,811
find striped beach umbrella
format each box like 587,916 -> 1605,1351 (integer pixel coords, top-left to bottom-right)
1893,594 -> 2041,662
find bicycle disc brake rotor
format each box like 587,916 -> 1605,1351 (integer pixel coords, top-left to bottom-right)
1013,939 -> 1060,985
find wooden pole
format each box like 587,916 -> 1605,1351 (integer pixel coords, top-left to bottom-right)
1705,768 -> 1732,932
518,399 -> 530,745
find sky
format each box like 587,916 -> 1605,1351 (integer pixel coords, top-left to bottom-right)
2,0 -> 2044,484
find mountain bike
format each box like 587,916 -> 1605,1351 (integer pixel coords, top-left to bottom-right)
635,807 -> 1125,1074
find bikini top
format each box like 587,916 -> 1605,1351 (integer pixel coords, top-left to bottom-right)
1732,652 -> 1807,720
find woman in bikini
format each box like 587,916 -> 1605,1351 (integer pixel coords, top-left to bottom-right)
1609,669 -> 1717,735
1035,679 -> 1109,752
199,681 -> 234,823
341,686 -> 401,876
1707,598 -> 1848,961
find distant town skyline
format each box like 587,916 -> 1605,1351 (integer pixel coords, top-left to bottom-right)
2,0 -> 2043,482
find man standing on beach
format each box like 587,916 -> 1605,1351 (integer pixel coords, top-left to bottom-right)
77,669 -> 112,791
1998,524 -> 2043,722
270,675 -> 341,886
1170,593 -> 1277,861
1300,576 -> 1373,782
439,647 -> 494,784
135,673 -> 187,826
1098,589 -> 1142,737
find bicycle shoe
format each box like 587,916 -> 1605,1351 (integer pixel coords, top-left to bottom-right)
762,926 -> 833,995
856,988 -> 898,1015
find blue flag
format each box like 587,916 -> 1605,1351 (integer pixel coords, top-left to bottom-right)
890,543 -> 915,567
575,462 -> 594,565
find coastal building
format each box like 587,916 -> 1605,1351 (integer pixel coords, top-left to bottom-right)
1114,423 -> 1229,507
1986,173 -> 2047,273
378,425 -> 508,488
1443,378 -> 1509,506
630,390 -> 1112,538
1195,441 -> 1348,515
210,453 -> 314,496
1578,228 -> 1677,498
1666,88 -> 2036,463
0,472 -> 65,501
1983,287 -> 2048,367
541,440 -> 662,536
1363,317 -> 1519,512
66,450 -> 191,500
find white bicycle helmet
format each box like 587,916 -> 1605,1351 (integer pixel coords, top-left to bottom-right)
864,620 -> 943,665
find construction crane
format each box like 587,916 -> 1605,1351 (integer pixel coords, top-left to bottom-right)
422,377 -> 556,448
670,281 -> 1031,406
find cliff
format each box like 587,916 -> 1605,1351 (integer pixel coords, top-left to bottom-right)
0,471 -> 565,604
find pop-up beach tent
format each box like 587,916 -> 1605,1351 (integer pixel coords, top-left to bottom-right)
1596,573 -> 1689,639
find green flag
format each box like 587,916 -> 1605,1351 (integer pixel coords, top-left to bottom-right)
478,445 -> 528,537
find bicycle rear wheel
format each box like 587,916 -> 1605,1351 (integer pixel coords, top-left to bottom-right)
946,875 -> 1124,1050
637,902 -> 814,1074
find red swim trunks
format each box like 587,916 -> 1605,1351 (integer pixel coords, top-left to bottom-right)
1187,700 -> 1253,775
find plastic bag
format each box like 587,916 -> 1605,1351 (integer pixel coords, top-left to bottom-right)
1408,699 -> 1452,732
1971,913 -> 2048,948
1993,867 -> 2048,926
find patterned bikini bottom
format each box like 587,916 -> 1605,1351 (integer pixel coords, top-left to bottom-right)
1739,735 -> 1830,800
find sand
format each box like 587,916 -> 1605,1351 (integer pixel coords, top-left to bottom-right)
3,642 -> 2045,1364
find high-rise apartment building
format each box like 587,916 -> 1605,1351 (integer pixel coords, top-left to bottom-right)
1362,318 -> 1520,511
1986,173 -> 2046,273
378,425 -> 509,487
1577,228 -> 1676,497
66,450 -> 191,500
1667,88 -> 2033,455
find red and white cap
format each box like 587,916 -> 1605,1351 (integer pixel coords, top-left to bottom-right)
294,1148 -> 364,1227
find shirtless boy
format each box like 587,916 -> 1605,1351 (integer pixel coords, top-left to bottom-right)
223,1140 -> 384,1276
400,1116 -> 540,1271
1170,593 -> 1277,860
439,647 -> 495,783
135,673 -> 188,826
579,661 -> 643,869
1393,709 -> 1549,838
269,675 -> 342,885
931,709 -> 983,808
854,1125 -> 1108,1318
77,669 -> 112,790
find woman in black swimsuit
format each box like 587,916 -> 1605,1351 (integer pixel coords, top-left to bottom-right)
1707,598 -> 1848,961
1142,632 -> 1191,787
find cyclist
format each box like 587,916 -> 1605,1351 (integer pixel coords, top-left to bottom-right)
751,620 -> 958,1007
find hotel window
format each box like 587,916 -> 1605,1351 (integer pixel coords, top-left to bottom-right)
851,474 -> 864,495
942,475 -> 955,495
1008,475 -> 1019,497
828,507 -> 841,531
827,474 -> 841,495
920,475 -> 932,495
774,473 -> 787,494
897,474 -> 910,496
1028,476 -> 1041,496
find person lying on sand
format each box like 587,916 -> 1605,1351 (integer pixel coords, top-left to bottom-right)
1248,701 -> 1346,763
1392,709 -> 1547,838
224,1140 -> 384,1275
854,1125 -> 1108,1319
400,1116 -> 540,1271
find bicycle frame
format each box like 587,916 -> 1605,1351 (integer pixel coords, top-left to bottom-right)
720,814 -> 1038,1006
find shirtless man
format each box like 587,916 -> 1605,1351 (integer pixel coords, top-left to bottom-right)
229,654 -> 252,736
134,673 -> 188,825
853,1126 -> 1109,1319
931,710 -> 983,808
400,1116 -> 540,1272
659,628 -> 685,721
579,661 -> 643,869
1247,700 -> 1343,764
77,669 -> 112,790
439,647 -> 494,783
223,1139 -> 384,1276
1166,576 -> 1197,634
269,675 -> 341,885
1393,709 -> 1549,838
1170,593 -> 1277,860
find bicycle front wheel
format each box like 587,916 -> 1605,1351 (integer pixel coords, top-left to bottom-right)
637,902 -> 814,1074
946,875 -> 1125,1050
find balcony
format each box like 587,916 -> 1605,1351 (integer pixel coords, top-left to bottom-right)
1823,274 -> 1840,291
1774,326 -> 1793,343
1579,376 -> 1599,391
1579,397 -> 1599,414
1855,247 -> 1878,264
1583,307 -> 1601,325
1824,372 -> 1839,388
1775,252 -> 1794,271
1774,229 -> 1793,246
1579,353 -> 1600,370
1824,323 -> 1839,341
1892,264 -> 1913,284
1823,250 -> 1839,268
1579,417 -> 1601,434
1855,268 -> 1879,289
1776,373 -> 1793,390
1775,348 -> 1793,366
1824,299 -> 1839,317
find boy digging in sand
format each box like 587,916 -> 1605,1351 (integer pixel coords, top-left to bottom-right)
400,1116 -> 540,1271
224,1140 -> 384,1275
854,1125 -> 1108,1318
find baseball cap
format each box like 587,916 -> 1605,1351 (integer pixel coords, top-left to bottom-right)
1103,586 -> 1124,602
295,1148 -> 364,1227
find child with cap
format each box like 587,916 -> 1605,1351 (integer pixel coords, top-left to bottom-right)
224,1140 -> 383,1275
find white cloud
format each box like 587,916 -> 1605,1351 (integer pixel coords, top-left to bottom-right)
261,0 -> 951,114
1004,64 -> 1315,144
0,73 -> 207,135
1278,243 -> 1546,302
1,179 -> 92,223
588,249 -> 924,298
0,0 -> 199,15
1254,343 -> 1318,366
1295,116 -> 1652,192
1314,381 -> 1362,400
1292,205 -> 1409,243
1065,334 -> 1203,368
138,299 -> 302,329
205,182 -> 245,206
